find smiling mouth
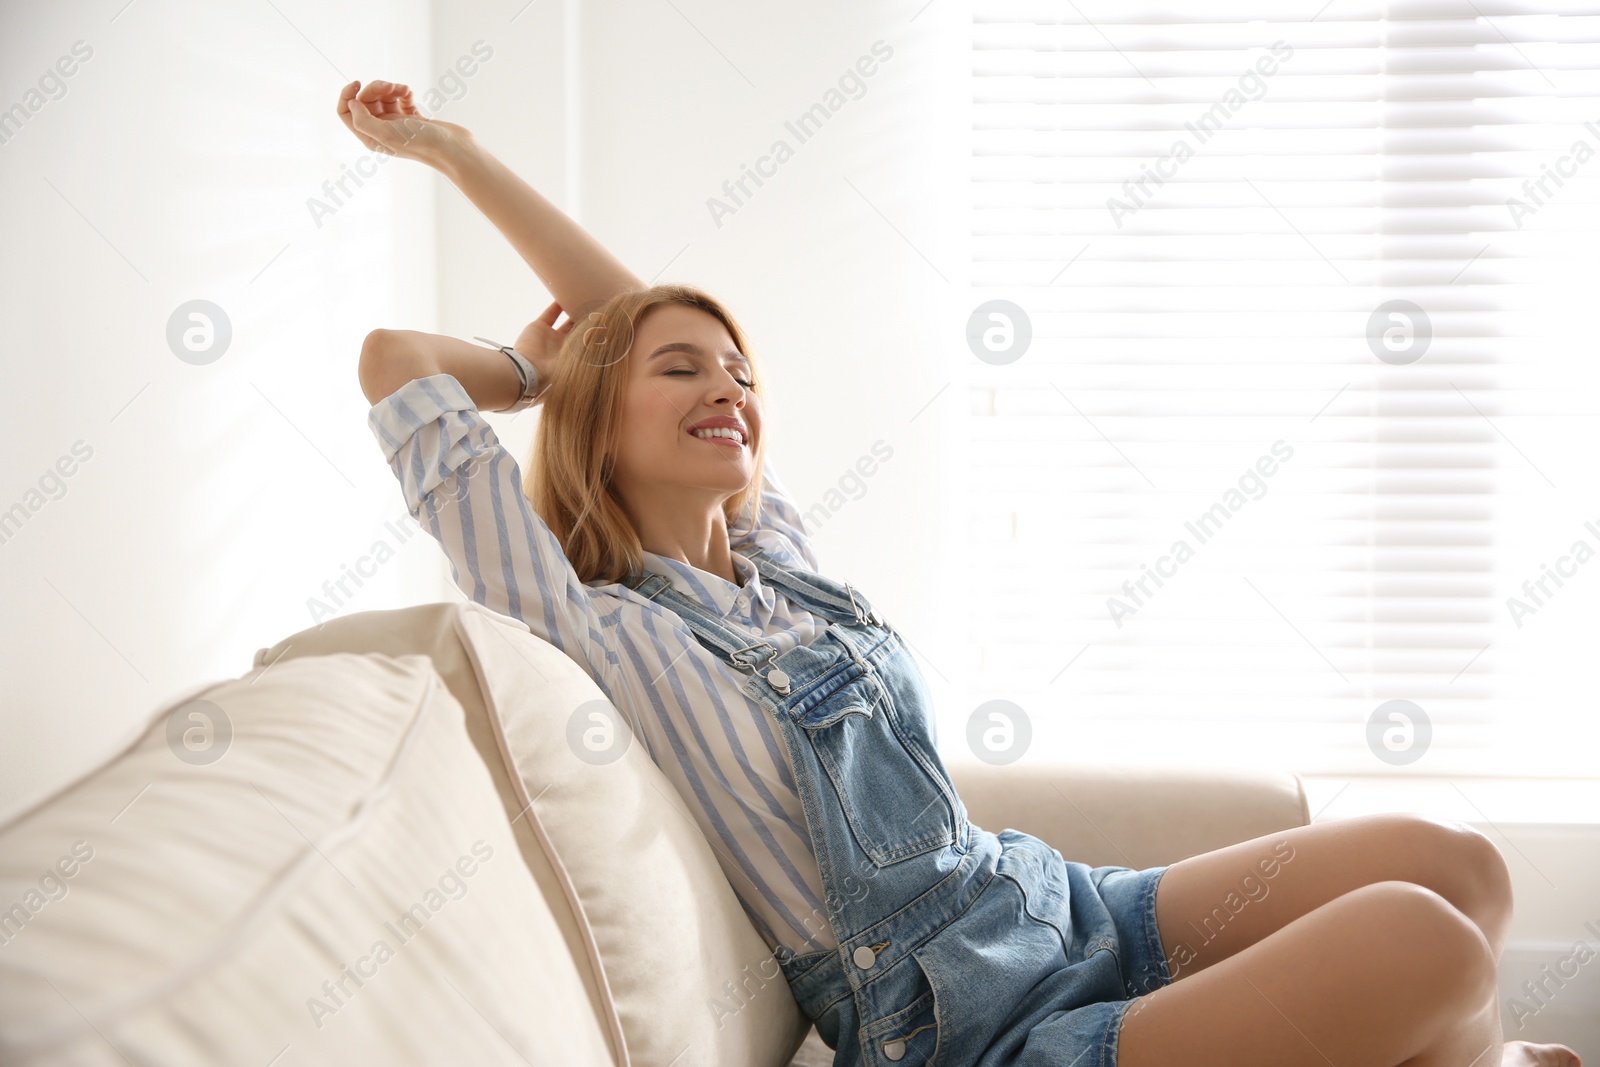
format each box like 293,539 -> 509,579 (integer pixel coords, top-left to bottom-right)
690,433 -> 745,449
687,424 -> 748,449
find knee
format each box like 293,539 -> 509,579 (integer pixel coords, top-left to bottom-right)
1416,816 -> 1513,922
1363,880 -> 1498,1009
1455,821 -> 1512,911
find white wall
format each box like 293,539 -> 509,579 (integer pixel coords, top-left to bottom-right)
0,2 -> 440,819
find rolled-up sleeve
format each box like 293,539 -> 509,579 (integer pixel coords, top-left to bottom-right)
367,373 -> 621,690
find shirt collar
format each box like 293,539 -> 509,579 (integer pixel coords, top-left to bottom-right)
640,548 -> 761,618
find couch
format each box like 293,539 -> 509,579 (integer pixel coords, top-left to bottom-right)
0,600 -> 1309,1066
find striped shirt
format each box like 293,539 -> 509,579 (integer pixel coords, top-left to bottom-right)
368,373 -> 840,954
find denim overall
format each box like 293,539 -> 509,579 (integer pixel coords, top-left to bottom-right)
623,547 -> 1172,1066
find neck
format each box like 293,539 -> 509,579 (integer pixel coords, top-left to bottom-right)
631,504 -> 738,584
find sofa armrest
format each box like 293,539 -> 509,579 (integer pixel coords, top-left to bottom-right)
946,760 -> 1310,870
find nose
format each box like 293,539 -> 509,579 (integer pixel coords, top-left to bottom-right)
711,375 -> 747,405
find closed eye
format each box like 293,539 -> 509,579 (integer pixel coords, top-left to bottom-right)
667,368 -> 754,389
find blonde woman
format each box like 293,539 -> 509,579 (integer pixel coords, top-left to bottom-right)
338,78 -> 1580,1067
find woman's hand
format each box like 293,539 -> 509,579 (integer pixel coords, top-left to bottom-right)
512,301 -> 577,399
336,79 -> 473,169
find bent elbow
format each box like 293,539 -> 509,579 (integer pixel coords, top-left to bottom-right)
359,329 -> 416,406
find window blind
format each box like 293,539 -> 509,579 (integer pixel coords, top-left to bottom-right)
964,1 -> 1600,779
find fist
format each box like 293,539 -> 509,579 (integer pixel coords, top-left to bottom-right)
336,79 -> 471,166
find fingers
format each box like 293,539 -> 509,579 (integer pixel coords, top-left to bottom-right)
356,78 -> 396,102
364,88 -> 399,118
549,302 -> 578,332
537,300 -> 563,325
386,89 -> 413,118
336,79 -> 360,118
356,78 -> 414,118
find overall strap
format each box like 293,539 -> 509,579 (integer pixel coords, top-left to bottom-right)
621,570 -> 779,672
742,547 -> 885,628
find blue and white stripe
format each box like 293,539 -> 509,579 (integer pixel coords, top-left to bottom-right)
368,372 -> 839,954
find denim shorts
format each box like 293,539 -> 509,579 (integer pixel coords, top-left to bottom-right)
981,861 -> 1173,1067
1076,863 -> 1176,1067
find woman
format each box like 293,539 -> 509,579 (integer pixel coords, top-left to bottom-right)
337,78 -> 1580,1067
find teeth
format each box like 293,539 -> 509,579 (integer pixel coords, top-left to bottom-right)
692,426 -> 745,444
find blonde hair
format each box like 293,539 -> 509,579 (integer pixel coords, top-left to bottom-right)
521,284 -> 768,586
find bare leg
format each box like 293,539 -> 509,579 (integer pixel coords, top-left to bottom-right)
1117,881 -> 1497,1067
1118,880 -> 1582,1067
1150,813 -> 1513,981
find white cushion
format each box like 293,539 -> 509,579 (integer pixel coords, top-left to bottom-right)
254,601 -> 811,1067
250,601 -> 628,1064
0,650 -> 613,1066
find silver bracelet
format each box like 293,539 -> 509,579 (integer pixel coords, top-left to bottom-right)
473,336 -> 542,412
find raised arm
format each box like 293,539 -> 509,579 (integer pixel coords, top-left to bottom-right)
435,139 -> 646,320
338,79 -> 646,319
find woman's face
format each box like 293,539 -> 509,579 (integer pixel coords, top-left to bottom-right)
611,303 -> 760,509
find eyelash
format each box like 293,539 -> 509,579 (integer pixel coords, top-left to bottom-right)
667,368 -> 755,389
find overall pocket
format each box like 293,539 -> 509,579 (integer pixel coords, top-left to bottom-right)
793,669 -> 963,868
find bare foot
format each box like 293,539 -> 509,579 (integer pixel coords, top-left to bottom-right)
1500,1041 -> 1583,1067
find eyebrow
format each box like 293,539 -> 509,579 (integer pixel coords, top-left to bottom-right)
646,341 -> 750,368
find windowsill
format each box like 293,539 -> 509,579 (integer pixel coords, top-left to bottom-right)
1300,775 -> 1600,828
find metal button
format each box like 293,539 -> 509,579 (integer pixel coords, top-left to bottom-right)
766,668 -> 791,693
852,945 -> 876,969
882,1039 -> 905,1061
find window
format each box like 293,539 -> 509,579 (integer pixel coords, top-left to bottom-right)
965,1 -> 1600,782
